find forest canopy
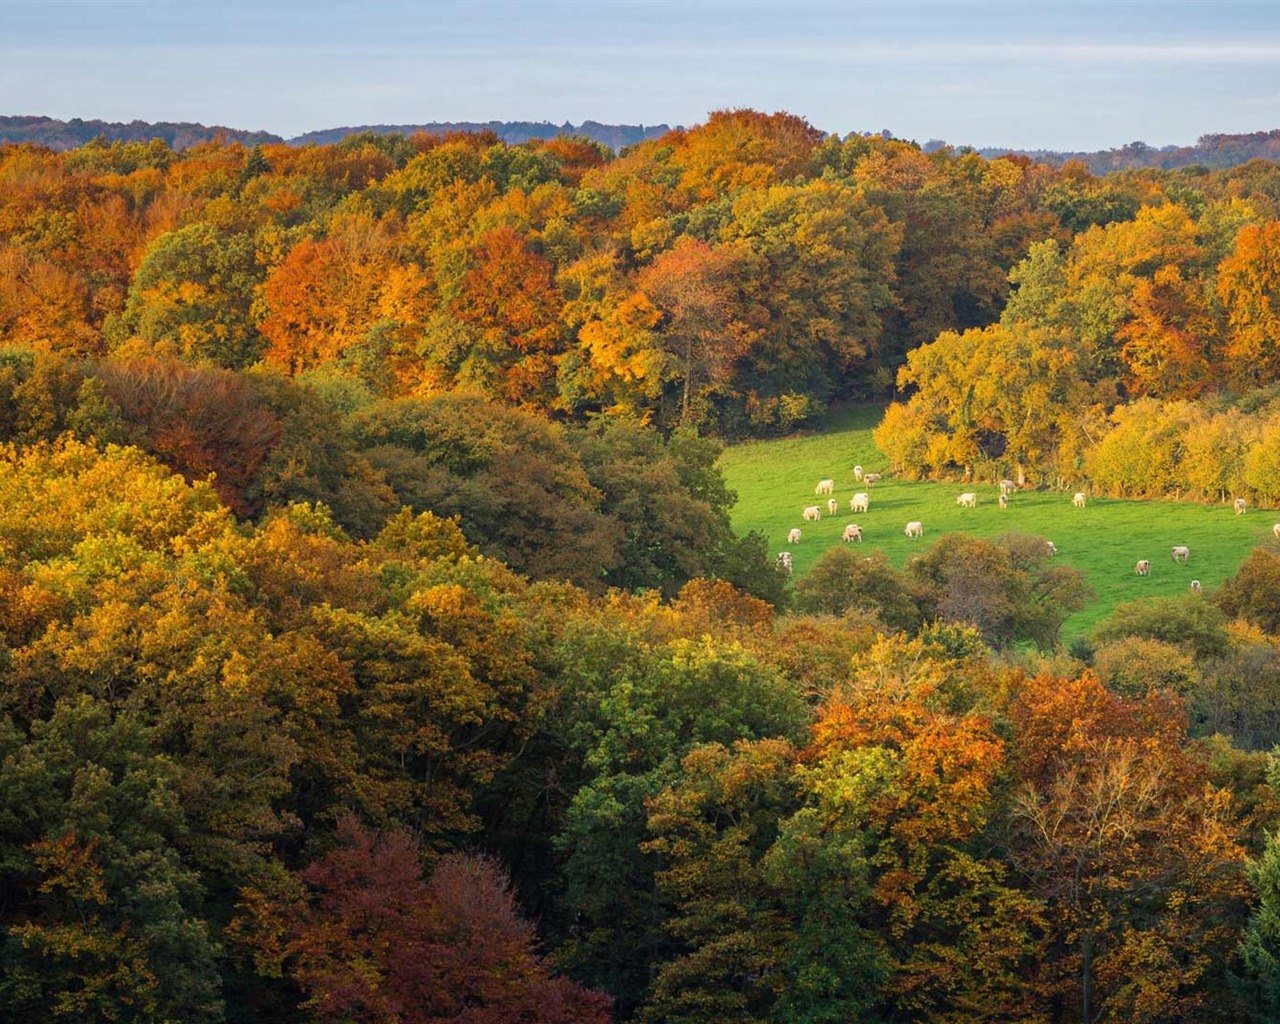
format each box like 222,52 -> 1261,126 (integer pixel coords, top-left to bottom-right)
7,110 -> 1280,1022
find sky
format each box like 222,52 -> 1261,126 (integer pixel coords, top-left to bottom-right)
3,0 -> 1280,150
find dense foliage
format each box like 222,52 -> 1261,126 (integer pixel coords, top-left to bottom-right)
877,183 -> 1280,498
7,112 -> 1280,1022
0,108 -> 1097,433
0,438 -> 1276,1021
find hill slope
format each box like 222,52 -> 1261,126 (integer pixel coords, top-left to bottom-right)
288,119 -> 674,149
961,130 -> 1280,173
0,115 -> 674,153
8,115 -> 1280,170
719,406 -> 1270,637
0,114 -> 281,150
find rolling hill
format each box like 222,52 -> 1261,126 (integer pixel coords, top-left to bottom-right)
719,406 -> 1272,638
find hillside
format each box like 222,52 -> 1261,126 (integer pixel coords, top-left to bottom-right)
719,406 -> 1269,637
0,114 -> 281,150
5,107 -> 1280,1021
0,114 -> 673,153
961,129 -> 1280,172
12,114 -> 1280,171
288,119 -> 674,150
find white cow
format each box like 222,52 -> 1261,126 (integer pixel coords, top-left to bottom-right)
1171,545 -> 1190,562
904,521 -> 923,539
1273,523 -> 1280,539
842,523 -> 863,543
1190,579 -> 1202,593
1236,497 -> 1248,515
864,473 -> 882,486
999,479 -> 1016,496
850,492 -> 870,513
998,493 -> 1009,509
816,478 -> 835,496
787,528 -> 802,544
802,506 -> 821,522
1135,559 -> 1151,576
853,465 -> 864,482
827,498 -> 839,516
1045,540 -> 1058,556
1073,492 -> 1087,508
957,492 -> 977,508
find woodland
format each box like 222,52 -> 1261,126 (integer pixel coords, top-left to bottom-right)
4,109 -> 1280,1022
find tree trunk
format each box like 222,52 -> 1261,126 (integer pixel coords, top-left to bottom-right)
1081,932 -> 1093,1024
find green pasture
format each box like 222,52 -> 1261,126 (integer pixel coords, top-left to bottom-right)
719,406 -> 1274,638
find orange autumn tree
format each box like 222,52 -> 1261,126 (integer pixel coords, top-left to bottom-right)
1218,221 -> 1280,386
259,212 -> 432,379
446,224 -> 565,404
665,109 -> 825,202
0,247 -> 99,356
1007,671 -> 1249,1024
637,236 -> 763,425
643,631 -> 1047,1024
1117,262 -> 1218,397
804,631 -> 1047,1021
556,249 -> 666,416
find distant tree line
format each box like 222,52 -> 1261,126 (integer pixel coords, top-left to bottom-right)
970,130 -> 1280,174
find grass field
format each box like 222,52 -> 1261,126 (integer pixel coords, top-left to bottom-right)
719,405 -> 1274,638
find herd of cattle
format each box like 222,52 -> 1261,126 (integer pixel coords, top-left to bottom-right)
775,465 -> 1280,591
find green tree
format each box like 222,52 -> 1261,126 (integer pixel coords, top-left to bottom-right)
792,547 -> 923,631
346,392 -> 619,588
545,619 -> 808,1014
908,532 -> 1091,649
121,223 -> 263,368
642,738 -> 885,1024
1094,593 -> 1231,659
1218,548 -> 1280,635
726,179 -> 900,419
0,698 -> 224,1023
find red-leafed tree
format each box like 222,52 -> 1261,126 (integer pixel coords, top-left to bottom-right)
246,816 -> 612,1024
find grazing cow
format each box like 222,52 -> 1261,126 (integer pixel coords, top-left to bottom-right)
1171,545 -> 1190,562
1000,479 -> 1016,496
1073,492 -> 1087,508
816,479 -> 835,496
957,492 -> 977,508
850,492 -> 870,513
1190,579 -> 1202,592
1045,540 -> 1058,556
802,505 -> 821,522
998,493 -> 1009,509
1236,497 -> 1248,515
1274,523 -> 1280,539
853,465 -> 864,482
904,521 -> 923,539
1135,559 -> 1151,576
787,528 -> 802,544
827,498 -> 839,516
775,552 -> 793,575
842,523 -> 863,543
864,473 -> 882,486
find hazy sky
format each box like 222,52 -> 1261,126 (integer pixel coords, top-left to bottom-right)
4,0 -> 1280,149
